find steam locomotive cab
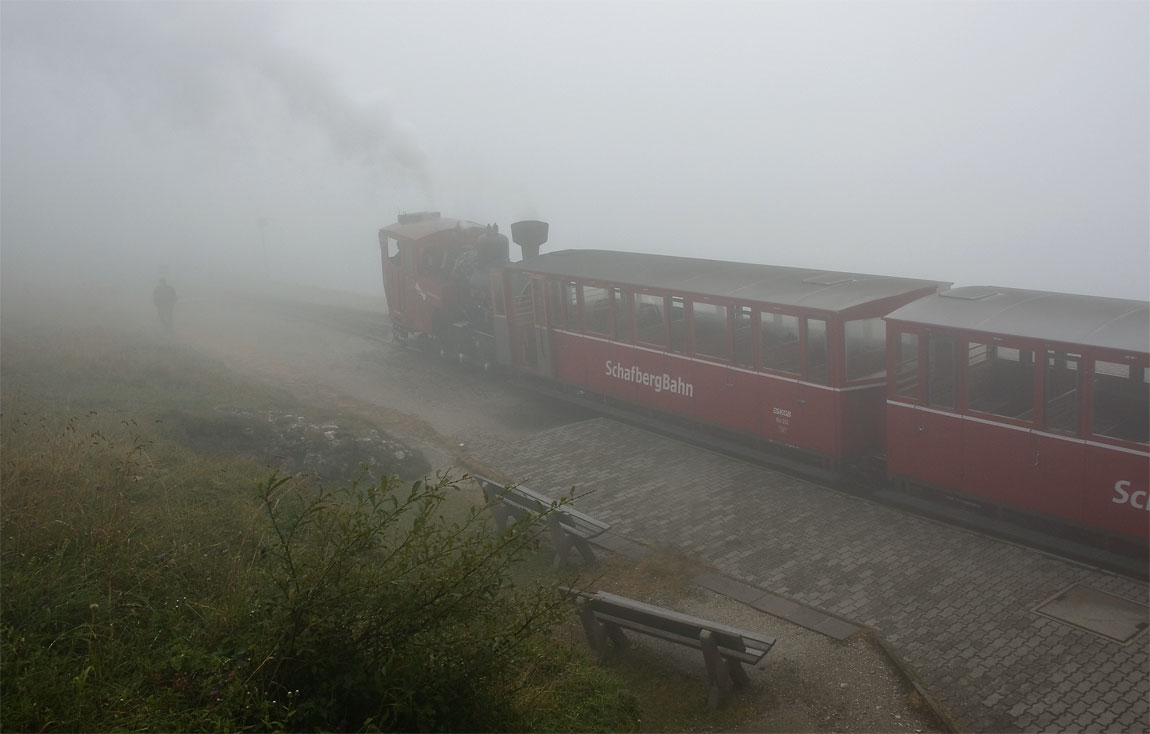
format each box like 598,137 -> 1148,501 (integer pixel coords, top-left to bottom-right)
378,212 -> 548,368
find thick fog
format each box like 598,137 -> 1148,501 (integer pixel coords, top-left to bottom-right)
2,1 -> 1147,301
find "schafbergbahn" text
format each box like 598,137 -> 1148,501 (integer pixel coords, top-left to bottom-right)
605,360 -> 694,397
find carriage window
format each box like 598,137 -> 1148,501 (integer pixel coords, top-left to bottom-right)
533,280 -> 546,325
967,343 -> 1035,421
760,312 -> 800,374
692,301 -> 730,360
845,318 -> 887,381
1091,361 -> 1149,444
1044,351 -> 1081,435
733,305 -> 754,368
611,287 -> 628,341
927,333 -> 956,409
582,286 -> 611,336
894,332 -> 919,399
669,297 -> 687,354
634,293 -> 665,347
400,245 -> 416,271
563,281 -> 578,329
805,318 -> 829,384
547,280 -> 564,328
419,247 -> 444,276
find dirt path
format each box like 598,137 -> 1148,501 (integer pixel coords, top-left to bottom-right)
177,287 -> 944,732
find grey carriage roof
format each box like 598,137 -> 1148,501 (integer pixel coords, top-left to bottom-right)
886,286 -> 1150,353
505,249 -> 945,313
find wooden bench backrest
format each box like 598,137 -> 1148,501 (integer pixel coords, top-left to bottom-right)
476,475 -> 609,538
589,591 -> 775,657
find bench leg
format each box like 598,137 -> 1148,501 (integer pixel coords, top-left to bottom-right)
700,630 -> 734,709
577,598 -> 610,661
550,519 -> 571,570
727,658 -> 751,690
572,536 -> 598,566
492,505 -> 511,534
603,620 -> 629,650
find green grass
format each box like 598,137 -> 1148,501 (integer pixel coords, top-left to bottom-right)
1,314 -> 638,732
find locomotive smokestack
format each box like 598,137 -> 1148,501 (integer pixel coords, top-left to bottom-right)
510,220 -> 548,260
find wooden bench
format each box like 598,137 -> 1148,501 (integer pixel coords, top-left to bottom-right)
562,587 -> 776,709
474,475 -> 609,569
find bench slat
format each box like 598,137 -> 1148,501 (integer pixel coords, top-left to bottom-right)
477,475 -> 610,539
592,611 -> 769,664
592,591 -> 776,650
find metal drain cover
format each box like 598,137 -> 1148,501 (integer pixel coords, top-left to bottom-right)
1035,584 -> 1149,644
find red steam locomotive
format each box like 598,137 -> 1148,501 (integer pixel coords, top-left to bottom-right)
378,212 -> 1149,563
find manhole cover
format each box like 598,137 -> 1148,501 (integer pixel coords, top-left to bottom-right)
1035,584 -> 1149,644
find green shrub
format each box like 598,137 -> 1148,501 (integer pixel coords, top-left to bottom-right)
242,472 -> 637,732
1,318 -> 636,732
0,414 -> 638,732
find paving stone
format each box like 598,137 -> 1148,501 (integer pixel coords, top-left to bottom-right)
783,605 -> 834,632
812,615 -> 859,641
692,572 -> 767,605
468,418 -> 1150,733
751,592 -> 804,620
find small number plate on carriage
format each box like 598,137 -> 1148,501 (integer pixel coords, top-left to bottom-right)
1034,584 -> 1149,645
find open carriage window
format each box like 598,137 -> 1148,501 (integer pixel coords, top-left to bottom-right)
611,287 -> 628,341
927,333 -> 956,409
1092,361 -> 1149,445
894,332 -> 919,399
692,301 -> 730,360
804,318 -> 829,385
563,281 -> 578,329
967,343 -> 1035,421
547,280 -> 564,329
582,286 -> 611,336
733,305 -> 753,368
1043,350 -> 1081,435
760,311 -> 799,374
669,297 -> 687,354
634,293 -> 665,348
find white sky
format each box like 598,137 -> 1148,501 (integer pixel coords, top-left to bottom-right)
2,1 -> 1147,300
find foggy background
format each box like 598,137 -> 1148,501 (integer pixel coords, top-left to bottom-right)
2,1 -> 1147,302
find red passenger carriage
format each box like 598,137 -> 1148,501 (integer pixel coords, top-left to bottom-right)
884,287 -> 1150,549
495,250 -> 942,463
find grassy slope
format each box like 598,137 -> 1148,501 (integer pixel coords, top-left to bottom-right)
0,304 -> 639,732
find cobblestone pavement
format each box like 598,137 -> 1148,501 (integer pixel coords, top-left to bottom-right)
470,417 -> 1150,733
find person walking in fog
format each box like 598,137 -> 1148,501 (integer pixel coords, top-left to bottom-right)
153,277 -> 177,331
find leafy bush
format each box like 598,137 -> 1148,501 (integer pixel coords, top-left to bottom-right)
1,316 -> 636,732
0,414 -> 637,732
243,472 -> 637,732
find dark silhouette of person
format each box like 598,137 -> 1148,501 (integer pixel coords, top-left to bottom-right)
153,278 -> 177,330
